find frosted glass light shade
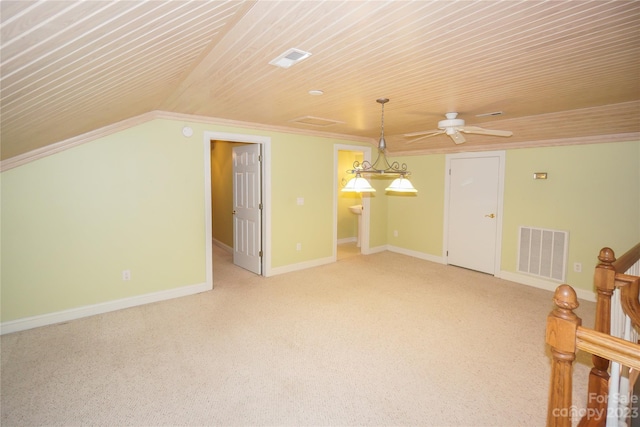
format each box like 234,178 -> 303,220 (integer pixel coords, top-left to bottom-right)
342,175 -> 376,193
386,177 -> 417,193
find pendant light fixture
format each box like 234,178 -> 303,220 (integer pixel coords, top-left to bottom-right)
342,98 -> 417,193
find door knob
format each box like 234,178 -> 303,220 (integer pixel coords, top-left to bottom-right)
232,210 -> 236,215
485,213 -> 495,218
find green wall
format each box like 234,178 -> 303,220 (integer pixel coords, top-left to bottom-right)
2,114 -> 638,324
386,154 -> 446,255
1,118 -> 371,323
1,120 -> 206,321
384,140 -> 639,292
270,134 -> 336,266
502,141 -> 640,290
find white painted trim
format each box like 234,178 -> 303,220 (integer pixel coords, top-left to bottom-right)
337,237 -> 357,245
387,245 -> 446,264
333,144 -> 373,258
204,131 -> 272,277
0,282 -> 211,335
3,108 -> 636,173
212,238 -> 233,253
1,110 -> 371,172
203,135 -> 214,291
367,245 -> 389,254
1,112 -> 159,172
380,133 -> 640,157
382,246 -> 595,301
269,256 -> 335,276
443,150 -> 506,275
498,270 -> 596,302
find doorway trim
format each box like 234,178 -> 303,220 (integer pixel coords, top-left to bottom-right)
443,150 -> 505,275
334,144 -> 373,259
204,130 -> 271,278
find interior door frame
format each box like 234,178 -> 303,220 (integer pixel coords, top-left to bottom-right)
333,144 -> 373,259
204,130 -> 271,278
443,150 -> 505,275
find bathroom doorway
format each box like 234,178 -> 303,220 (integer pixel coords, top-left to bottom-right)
334,145 -> 372,260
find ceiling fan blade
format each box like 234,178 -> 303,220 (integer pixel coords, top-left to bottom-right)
404,130 -> 445,144
449,131 -> 466,144
459,126 -> 513,137
403,129 -> 441,137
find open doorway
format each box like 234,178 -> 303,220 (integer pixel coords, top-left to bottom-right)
207,131 -> 271,278
334,144 -> 372,261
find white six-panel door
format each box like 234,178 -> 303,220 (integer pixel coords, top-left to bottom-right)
232,144 -> 262,274
446,152 -> 504,275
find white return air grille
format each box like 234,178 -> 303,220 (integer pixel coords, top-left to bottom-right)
517,226 -> 568,282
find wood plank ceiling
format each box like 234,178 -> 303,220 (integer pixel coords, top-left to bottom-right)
1,0 -> 639,162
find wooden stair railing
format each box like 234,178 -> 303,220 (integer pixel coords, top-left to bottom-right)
579,243 -> 640,427
546,285 -> 640,427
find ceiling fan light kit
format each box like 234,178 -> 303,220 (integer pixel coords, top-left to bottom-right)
439,112 -> 465,129
342,98 -> 417,194
404,112 -> 513,145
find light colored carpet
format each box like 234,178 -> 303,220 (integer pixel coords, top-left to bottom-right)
1,245 -> 596,426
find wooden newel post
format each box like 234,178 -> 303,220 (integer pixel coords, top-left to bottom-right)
578,247 -> 616,427
547,284 -> 581,427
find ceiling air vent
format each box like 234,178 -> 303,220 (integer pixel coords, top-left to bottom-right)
476,111 -> 504,118
291,116 -> 344,127
269,48 -> 311,69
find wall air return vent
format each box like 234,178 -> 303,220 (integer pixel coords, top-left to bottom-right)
517,226 -> 568,282
269,48 -> 311,69
291,116 -> 344,127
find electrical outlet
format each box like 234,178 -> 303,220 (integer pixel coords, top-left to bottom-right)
296,243 -> 302,251
393,230 -> 398,237
573,262 -> 582,273
122,269 -> 131,281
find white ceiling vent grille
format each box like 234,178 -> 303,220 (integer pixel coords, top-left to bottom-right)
517,226 -> 568,282
291,116 -> 344,127
269,48 -> 311,68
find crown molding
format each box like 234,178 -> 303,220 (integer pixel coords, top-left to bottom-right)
2,110 -> 637,171
390,132 -> 640,157
1,110 -> 374,172
1,112 -> 157,172
151,110 -> 373,144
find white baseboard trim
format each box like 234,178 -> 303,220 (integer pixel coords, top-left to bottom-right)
212,239 -> 233,253
0,282 -> 212,335
337,237 -> 357,245
498,271 -> 596,302
363,244 -> 388,255
386,245 -> 446,264
268,256 -> 335,276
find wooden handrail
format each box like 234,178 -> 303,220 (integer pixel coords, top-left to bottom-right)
576,327 -> 640,370
613,242 -> 640,274
546,285 -> 640,427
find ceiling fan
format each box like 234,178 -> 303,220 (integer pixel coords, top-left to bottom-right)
404,112 -> 513,144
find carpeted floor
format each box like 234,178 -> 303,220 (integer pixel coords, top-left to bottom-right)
1,245 -> 595,426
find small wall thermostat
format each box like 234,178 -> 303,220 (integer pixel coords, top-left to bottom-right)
182,126 -> 193,137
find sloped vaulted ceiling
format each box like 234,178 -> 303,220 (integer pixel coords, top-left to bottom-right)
1,0 -> 639,163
